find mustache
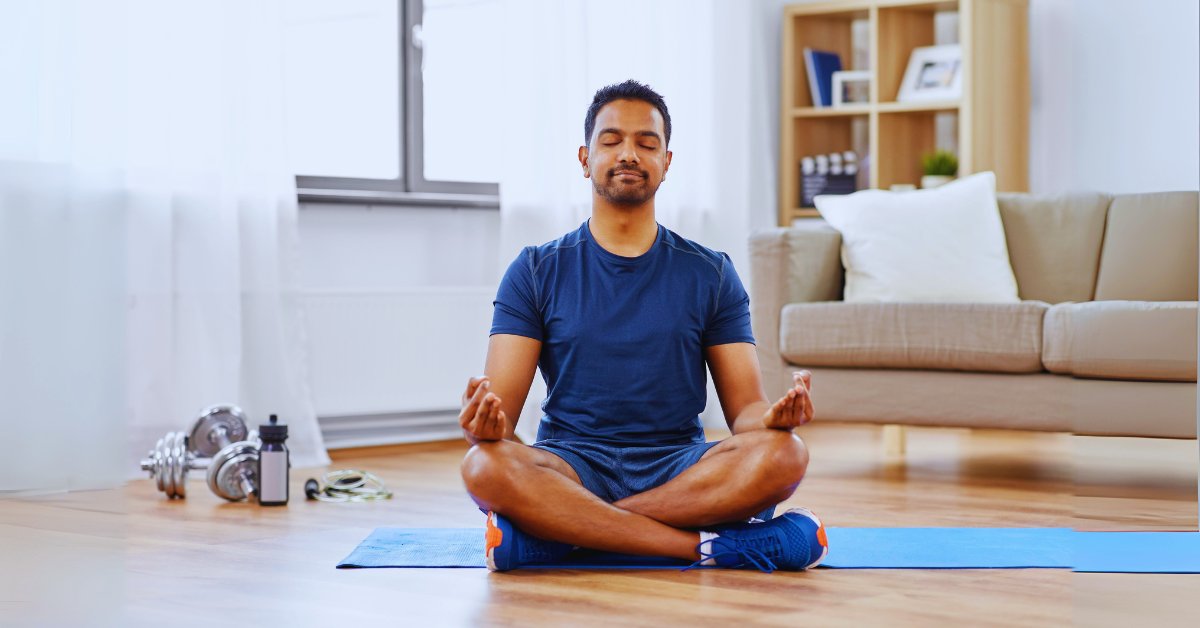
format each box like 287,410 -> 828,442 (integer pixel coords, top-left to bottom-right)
609,167 -> 647,178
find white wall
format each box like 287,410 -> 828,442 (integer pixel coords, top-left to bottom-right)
1029,0 -> 1200,194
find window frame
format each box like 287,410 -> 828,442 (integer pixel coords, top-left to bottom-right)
296,0 -> 500,209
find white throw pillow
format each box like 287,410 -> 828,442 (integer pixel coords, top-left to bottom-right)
814,172 -> 1020,303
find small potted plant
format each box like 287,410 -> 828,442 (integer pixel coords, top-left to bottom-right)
920,150 -> 958,189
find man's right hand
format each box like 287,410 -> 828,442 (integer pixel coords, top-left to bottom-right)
459,375 -> 508,443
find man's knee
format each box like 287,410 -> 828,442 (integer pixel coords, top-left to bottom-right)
751,430 -> 809,493
460,440 -> 517,498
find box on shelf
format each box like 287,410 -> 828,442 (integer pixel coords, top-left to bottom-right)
800,173 -> 857,207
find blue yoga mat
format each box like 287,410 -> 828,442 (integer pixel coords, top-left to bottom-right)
824,527 -> 1072,569
1074,531 -> 1200,573
338,527 -> 1107,570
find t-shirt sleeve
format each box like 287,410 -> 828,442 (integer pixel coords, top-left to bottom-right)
490,248 -> 544,341
703,253 -> 756,347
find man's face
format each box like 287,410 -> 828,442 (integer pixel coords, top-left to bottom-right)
579,99 -> 672,206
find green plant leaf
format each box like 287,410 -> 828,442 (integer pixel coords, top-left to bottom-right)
920,150 -> 959,176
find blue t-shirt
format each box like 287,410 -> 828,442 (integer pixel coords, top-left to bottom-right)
490,220 -> 755,445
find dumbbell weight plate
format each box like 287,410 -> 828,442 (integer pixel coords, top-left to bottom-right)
163,431 -> 180,498
189,404 -> 249,458
163,432 -> 176,497
163,431 -> 179,498
149,435 -> 168,494
142,431 -> 215,499
207,441 -> 259,501
169,430 -> 188,498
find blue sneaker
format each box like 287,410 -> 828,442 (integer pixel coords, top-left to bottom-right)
693,507 -> 829,572
485,511 -> 573,571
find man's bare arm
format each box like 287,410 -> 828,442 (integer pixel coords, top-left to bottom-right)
458,333 -> 541,445
704,343 -> 813,434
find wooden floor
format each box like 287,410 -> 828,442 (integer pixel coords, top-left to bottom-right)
2,424 -> 1197,627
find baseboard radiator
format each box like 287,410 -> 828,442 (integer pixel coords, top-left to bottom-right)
318,409 -> 463,449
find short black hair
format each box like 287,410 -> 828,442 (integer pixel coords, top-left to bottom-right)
583,80 -> 672,148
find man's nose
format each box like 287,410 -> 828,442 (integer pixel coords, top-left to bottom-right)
617,140 -> 639,164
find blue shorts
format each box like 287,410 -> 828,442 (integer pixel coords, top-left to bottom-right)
532,438 -> 776,521
532,439 -> 717,503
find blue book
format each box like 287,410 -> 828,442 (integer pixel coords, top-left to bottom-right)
804,48 -> 842,107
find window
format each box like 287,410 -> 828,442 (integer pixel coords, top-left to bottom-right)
420,0 -> 504,185
286,0 -> 500,207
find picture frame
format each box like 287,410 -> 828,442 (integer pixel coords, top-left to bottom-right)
896,44 -> 962,102
831,70 -> 871,108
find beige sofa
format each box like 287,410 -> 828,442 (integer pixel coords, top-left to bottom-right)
749,191 -> 1199,439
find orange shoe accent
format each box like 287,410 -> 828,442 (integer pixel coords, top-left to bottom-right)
486,512 -> 504,552
816,525 -> 828,549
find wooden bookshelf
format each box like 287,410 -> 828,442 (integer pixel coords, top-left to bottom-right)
779,0 -> 1029,225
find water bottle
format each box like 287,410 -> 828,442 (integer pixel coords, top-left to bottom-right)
257,414 -> 290,506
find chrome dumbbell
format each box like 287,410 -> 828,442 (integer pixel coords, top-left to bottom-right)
194,404 -> 260,501
140,404 -> 259,501
187,403 -> 251,458
140,430 -> 201,499
206,438 -> 260,502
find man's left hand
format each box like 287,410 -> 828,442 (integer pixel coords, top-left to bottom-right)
762,370 -> 814,430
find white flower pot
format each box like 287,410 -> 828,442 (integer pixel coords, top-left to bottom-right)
921,175 -> 954,189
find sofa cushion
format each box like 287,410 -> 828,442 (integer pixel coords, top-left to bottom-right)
1043,301 -> 1197,382
803,367 -> 1195,438
1093,192 -> 1199,301
997,192 -> 1110,303
779,301 -> 1048,373
813,172 -> 1020,303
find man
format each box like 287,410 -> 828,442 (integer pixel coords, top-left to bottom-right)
459,80 -> 826,572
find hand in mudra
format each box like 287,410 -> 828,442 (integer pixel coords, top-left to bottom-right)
763,370 -> 814,430
459,375 -> 508,442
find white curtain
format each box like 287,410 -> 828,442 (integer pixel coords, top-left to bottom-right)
0,0 -> 328,494
495,0 -> 775,443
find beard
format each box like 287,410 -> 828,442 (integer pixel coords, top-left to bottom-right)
593,170 -> 661,206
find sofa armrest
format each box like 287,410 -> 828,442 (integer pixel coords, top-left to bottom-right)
749,221 -> 844,399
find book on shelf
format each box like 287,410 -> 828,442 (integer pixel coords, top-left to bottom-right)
803,48 -> 842,108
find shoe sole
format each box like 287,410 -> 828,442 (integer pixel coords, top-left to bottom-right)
784,507 -> 829,569
485,510 -> 505,571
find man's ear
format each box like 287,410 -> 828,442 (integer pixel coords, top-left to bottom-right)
663,150 -> 672,177
578,145 -> 590,178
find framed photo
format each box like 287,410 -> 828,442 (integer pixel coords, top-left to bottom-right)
831,70 -> 871,108
896,44 -> 962,102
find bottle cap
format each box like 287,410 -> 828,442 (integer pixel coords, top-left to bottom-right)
259,414 -> 288,441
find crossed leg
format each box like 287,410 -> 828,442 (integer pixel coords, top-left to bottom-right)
460,429 -> 808,561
